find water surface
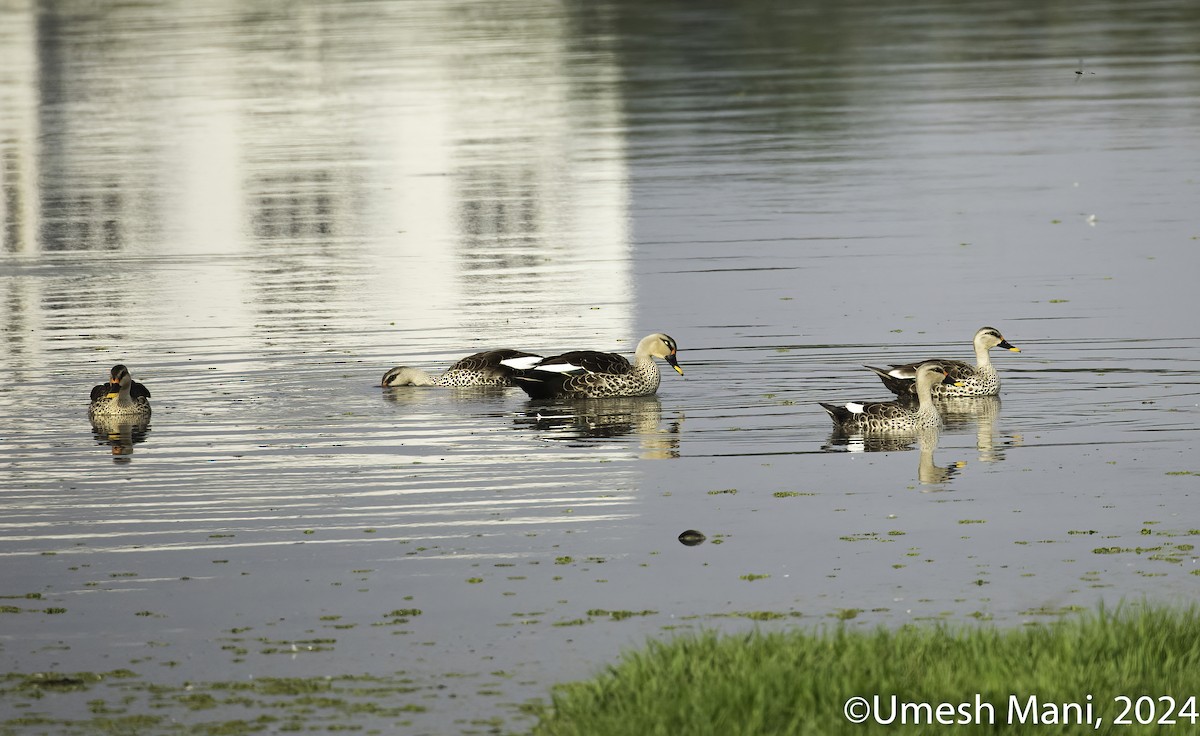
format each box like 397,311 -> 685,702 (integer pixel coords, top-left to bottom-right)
2,0 -> 1200,733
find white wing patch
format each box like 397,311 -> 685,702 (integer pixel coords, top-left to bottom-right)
500,356 -> 543,371
845,402 -> 866,414
530,362 -> 584,374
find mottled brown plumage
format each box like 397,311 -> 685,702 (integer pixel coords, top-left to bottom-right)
88,364 -> 152,418
507,333 -> 683,399
381,349 -> 540,388
865,326 -> 1020,398
821,362 -> 958,432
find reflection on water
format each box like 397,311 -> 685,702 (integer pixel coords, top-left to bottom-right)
938,396 -> 1001,431
914,430 -> 962,487
1,0 -> 635,366
822,396 -> 1014,485
380,384 -> 511,405
823,425 -> 963,487
89,417 -> 152,460
936,396 -> 1024,464
515,395 -> 683,459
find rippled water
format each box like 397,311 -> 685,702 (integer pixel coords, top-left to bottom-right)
3,0 -> 1200,733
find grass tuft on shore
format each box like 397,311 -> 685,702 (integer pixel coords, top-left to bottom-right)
531,605 -> 1200,735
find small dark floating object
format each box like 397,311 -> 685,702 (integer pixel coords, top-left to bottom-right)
678,529 -> 706,546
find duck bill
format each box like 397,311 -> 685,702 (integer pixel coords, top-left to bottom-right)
940,374 -> 959,386
999,339 -> 1020,353
667,354 -> 684,375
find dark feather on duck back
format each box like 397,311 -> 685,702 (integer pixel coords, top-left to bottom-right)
449,349 -> 540,378
448,349 -> 537,371
533,351 -> 633,375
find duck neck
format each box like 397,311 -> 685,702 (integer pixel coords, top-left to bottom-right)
114,383 -> 136,407
973,339 -> 994,369
914,377 -> 940,420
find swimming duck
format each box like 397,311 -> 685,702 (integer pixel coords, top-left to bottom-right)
381,349 -> 542,388
88,364 -> 152,418
820,362 -> 960,432
503,333 -> 683,400
864,326 -> 1020,398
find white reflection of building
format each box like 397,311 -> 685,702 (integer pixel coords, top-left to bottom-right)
2,0 -> 632,368
0,1 -> 38,256
363,0 -> 632,351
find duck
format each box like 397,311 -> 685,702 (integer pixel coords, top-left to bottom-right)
820,361 -> 960,432
864,326 -> 1020,398
88,364 -> 152,418
381,349 -> 542,388
503,333 -> 683,400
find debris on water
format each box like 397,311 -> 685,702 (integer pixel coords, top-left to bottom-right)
678,530 -> 706,546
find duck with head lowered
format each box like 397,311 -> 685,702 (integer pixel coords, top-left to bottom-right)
381,349 -> 542,388
88,364 -> 152,419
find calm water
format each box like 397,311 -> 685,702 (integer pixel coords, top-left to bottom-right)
3,0 -> 1200,733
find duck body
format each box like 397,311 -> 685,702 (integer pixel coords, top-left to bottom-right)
865,326 -> 1019,398
504,333 -> 682,400
88,364 -> 152,418
821,362 -> 958,432
381,349 -> 541,388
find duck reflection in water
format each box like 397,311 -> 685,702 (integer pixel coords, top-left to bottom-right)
823,394 -> 1021,486
380,382 -> 515,409
823,426 -> 963,489
820,363 -> 966,488
90,416 -> 152,462
931,395 -> 1021,463
514,395 -> 682,458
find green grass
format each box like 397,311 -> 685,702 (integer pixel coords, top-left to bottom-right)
530,605 -> 1200,735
